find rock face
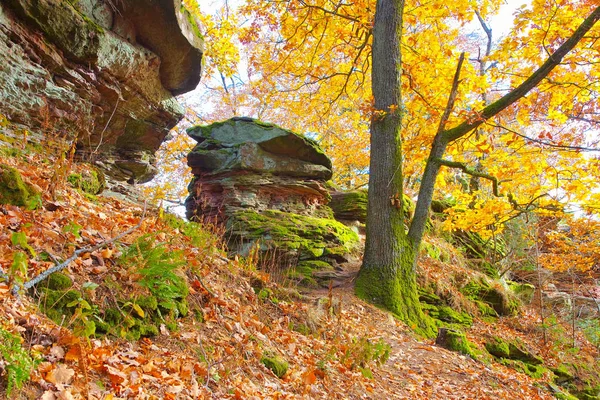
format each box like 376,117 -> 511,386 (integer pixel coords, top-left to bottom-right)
0,0 -> 203,182
186,118 -> 359,286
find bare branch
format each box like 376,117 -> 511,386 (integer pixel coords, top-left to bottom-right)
437,52 -> 465,134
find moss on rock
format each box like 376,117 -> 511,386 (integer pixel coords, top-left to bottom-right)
436,328 -> 477,358
501,359 -> 549,379
0,164 -> 41,209
330,189 -> 368,222
44,272 -> 74,291
228,209 -> 359,269
67,167 -> 105,194
261,354 -> 288,378
485,337 -> 511,358
507,281 -> 535,304
461,277 -> 519,316
485,336 -> 544,365
37,287 -> 82,325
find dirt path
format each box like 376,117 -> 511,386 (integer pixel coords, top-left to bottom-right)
307,266 -> 553,399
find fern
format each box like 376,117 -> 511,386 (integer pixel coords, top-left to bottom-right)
0,327 -> 37,396
122,235 -> 188,312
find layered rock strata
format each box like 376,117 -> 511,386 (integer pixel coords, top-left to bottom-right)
186,117 -> 359,286
0,0 -> 203,182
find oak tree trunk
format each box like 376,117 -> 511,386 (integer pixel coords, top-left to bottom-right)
354,0 -> 433,336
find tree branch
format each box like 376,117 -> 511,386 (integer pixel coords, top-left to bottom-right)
437,158 -> 501,196
442,6 -> 600,144
490,122 -> 600,152
437,52 -> 465,134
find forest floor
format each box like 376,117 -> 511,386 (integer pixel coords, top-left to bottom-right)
0,147 -> 598,399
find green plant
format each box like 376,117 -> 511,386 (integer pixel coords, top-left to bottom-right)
8,251 -> 28,288
62,222 -> 83,239
0,327 -> 37,396
67,296 -> 97,339
578,319 -> 600,350
120,234 -> 188,317
11,232 -> 36,257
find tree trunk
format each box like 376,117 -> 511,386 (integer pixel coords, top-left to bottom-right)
354,0 -> 433,336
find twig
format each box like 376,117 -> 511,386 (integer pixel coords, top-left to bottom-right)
11,203 -> 147,296
92,99 -> 120,156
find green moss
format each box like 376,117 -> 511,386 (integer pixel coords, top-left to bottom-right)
552,364 -> 575,384
229,209 -> 359,263
43,272 -> 73,291
501,359 -> 549,379
434,306 -> 473,326
330,189 -> 368,222
355,252 -> 436,338
485,337 -> 511,358
474,299 -> 498,319
261,354 -> 288,378
177,300 -> 189,317
0,164 -> 41,209
461,277 -> 519,316
37,288 -> 82,325
288,260 -> 334,287
291,322 -> 311,335
67,167 -> 105,195
430,198 -> 456,214
136,295 -> 158,311
439,329 -> 477,358
549,383 -> 579,400
507,281 -> 535,304
180,6 -> 204,40
485,336 -> 543,365
418,287 -> 443,305
574,386 -> 600,400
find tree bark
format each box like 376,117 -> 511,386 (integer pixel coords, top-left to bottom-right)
354,0 -> 433,336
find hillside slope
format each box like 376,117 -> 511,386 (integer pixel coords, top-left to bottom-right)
0,145 -> 598,399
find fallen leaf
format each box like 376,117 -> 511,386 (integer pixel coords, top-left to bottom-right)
45,364 -> 75,385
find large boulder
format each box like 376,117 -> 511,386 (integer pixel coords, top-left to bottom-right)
186,117 -> 334,221
186,118 -> 359,286
0,0 -> 203,182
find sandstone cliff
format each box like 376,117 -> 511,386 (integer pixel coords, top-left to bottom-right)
0,0 -> 203,182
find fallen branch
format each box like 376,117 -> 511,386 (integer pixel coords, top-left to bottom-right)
10,203 -> 147,296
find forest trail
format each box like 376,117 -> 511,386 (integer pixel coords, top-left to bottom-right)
307,263 -> 553,399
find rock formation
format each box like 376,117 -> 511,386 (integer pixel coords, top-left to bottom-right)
186,117 -> 359,287
0,0 -> 203,183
